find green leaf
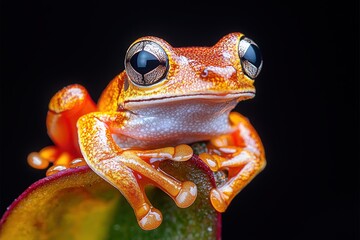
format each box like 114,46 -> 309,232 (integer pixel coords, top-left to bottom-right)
0,155 -> 221,240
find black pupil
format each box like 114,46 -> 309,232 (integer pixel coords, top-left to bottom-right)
243,44 -> 262,68
130,50 -> 161,74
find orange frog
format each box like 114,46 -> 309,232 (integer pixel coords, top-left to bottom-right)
28,32 -> 266,230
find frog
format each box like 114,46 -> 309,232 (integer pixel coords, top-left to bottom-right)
28,32 -> 266,230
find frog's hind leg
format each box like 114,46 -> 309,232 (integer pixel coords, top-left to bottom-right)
77,112 -> 197,230
27,84 -> 97,174
46,84 -> 97,156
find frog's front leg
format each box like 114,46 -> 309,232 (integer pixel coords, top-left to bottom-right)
199,112 -> 266,213
77,112 -> 197,230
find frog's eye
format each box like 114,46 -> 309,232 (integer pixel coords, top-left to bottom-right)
125,40 -> 169,86
238,37 -> 263,79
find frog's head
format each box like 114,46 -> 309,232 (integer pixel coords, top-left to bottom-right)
121,32 -> 262,110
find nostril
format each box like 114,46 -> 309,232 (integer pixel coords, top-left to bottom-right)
201,68 -> 209,77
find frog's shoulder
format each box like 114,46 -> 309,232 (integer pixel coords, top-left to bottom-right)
97,71 -> 126,112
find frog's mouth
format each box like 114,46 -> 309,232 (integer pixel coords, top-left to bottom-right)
124,91 -> 255,107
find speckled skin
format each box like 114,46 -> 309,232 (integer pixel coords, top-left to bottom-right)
32,33 -> 266,231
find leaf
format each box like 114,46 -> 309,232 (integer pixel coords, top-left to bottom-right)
0,155 -> 221,240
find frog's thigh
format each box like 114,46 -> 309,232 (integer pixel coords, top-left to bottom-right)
28,84 -> 97,171
47,84 -> 97,156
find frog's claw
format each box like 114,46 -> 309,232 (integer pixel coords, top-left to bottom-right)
28,146 -> 88,176
77,112 -> 197,230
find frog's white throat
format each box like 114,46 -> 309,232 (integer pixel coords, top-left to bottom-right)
114,97 -> 241,149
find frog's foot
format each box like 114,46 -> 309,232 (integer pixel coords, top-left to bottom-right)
129,145 -> 197,209
135,181 -> 196,230
28,146 -> 59,169
136,182 -> 197,230
199,145 -> 265,212
92,151 -> 197,230
120,149 -> 198,209
27,146 -> 87,176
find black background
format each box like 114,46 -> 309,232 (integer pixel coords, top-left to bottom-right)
0,1 -> 358,239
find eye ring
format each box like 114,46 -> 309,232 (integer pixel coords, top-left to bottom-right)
238,37 -> 263,79
125,40 -> 169,87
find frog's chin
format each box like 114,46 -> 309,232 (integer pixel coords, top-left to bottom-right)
124,91 -> 255,109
